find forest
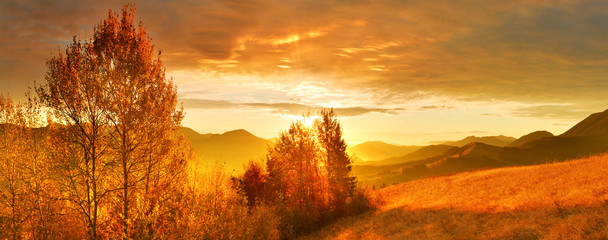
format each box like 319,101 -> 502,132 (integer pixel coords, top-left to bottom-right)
0,5 -> 374,240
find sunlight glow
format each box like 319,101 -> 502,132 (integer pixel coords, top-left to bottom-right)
301,115 -> 319,128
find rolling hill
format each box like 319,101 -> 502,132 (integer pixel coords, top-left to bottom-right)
561,108 -> 608,137
353,109 -> 608,187
184,128 -> 271,172
507,130 -> 554,147
353,142 -> 509,186
359,144 -> 455,166
302,153 -> 608,239
180,127 -> 219,142
347,141 -> 421,162
440,135 -> 516,147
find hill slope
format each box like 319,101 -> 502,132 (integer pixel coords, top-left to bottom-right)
359,144 -> 454,166
507,130 -> 554,147
440,135 -> 516,147
353,142 -> 506,186
561,109 -> 608,137
347,141 -> 421,162
184,128 -> 271,172
180,127 -> 218,142
354,109 -> 608,187
302,154 -> 608,240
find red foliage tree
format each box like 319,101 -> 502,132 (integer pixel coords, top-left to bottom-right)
243,161 -> 268,208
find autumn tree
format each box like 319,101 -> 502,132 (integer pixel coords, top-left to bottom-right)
314,109 -> 356,217
266,116 -> 326,237
37,4 -> 188,239
260,109 -> 365,238
91,5 -> 186,239
0,94 -> 75,239
242,161 -> 267,208
0,94 -> 30,240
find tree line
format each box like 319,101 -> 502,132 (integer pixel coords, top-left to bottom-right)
0,5 -> 374,240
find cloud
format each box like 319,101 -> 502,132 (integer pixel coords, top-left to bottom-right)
417,105 -> 454,111
480,113 -> 502,117
181,98 -> 404,117
181,99 -> 236,109
510,104 -> 589,120
2,0 -> 608,121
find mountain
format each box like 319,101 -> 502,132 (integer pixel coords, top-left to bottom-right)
353,142 -> 506,186
184,128 -> 271,173
561,109 -> 608,137
361,144 -> 455,166
348,141 -> 421,162
397,142 -> 507,182
440,135 -> 516,147
180,127 -> 218,142
303,153 -> 608,239
354,109 -> 608,187
507,130 -> 554,147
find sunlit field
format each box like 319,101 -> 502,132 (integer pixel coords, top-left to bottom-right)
302,154 -> 608,239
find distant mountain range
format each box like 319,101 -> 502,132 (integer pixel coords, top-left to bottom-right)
353,109 -> 608,187
438,135 -> 517,147
181,128 -> 271,173
358,145 -> 455,166
7,108 -> 608,184
349,134 -> 519,164
347,141 -> 421,163
507,130 -> 554,147
18,108 -> 600,181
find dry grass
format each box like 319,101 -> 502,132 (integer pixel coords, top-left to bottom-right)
301,154 -> 608,240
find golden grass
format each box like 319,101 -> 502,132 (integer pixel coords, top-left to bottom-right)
301,154 -> 608,239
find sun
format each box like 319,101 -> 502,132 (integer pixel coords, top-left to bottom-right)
295,115 -> 320,128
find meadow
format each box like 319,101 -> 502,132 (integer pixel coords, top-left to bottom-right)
302,154 -> 608,239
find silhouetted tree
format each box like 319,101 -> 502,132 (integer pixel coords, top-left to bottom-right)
266,114 -> 327,237
314,108 -> 356,217
242,161 -> 267,208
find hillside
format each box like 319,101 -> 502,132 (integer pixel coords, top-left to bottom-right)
359,144 -> 455,166
353,142 -> 504,186
180,127 -> 219,142
561,109 -> 608,137
353,109 -> 608,187
507,130 -> 554,147
440,135 -> 516,147
184,128 -> 271,172
302,154 -> 608,239
347,141 -> 421,162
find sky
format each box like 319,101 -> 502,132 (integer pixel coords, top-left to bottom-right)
1,0 -> 608,145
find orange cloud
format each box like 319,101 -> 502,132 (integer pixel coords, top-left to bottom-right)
2,0 -> 608,120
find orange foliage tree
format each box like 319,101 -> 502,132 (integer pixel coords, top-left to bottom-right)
262,109 -> 358,237
37,5 -> 188,239
0,95 -> 32,240
266,118 -> 324,236
314,109 -> 356,217
0,94 -> 77,239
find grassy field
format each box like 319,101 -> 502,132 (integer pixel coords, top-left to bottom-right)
302,154 -> 608,239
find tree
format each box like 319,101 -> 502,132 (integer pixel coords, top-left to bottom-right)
91,5 -> 185,239
242,161 -> 267,208
38,29 -> 113,239
0,94 -> 74,239
37,4 -> 187,239
0,94 -> 29,240
266,115 -> 326,237
314,109 -> 356,217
